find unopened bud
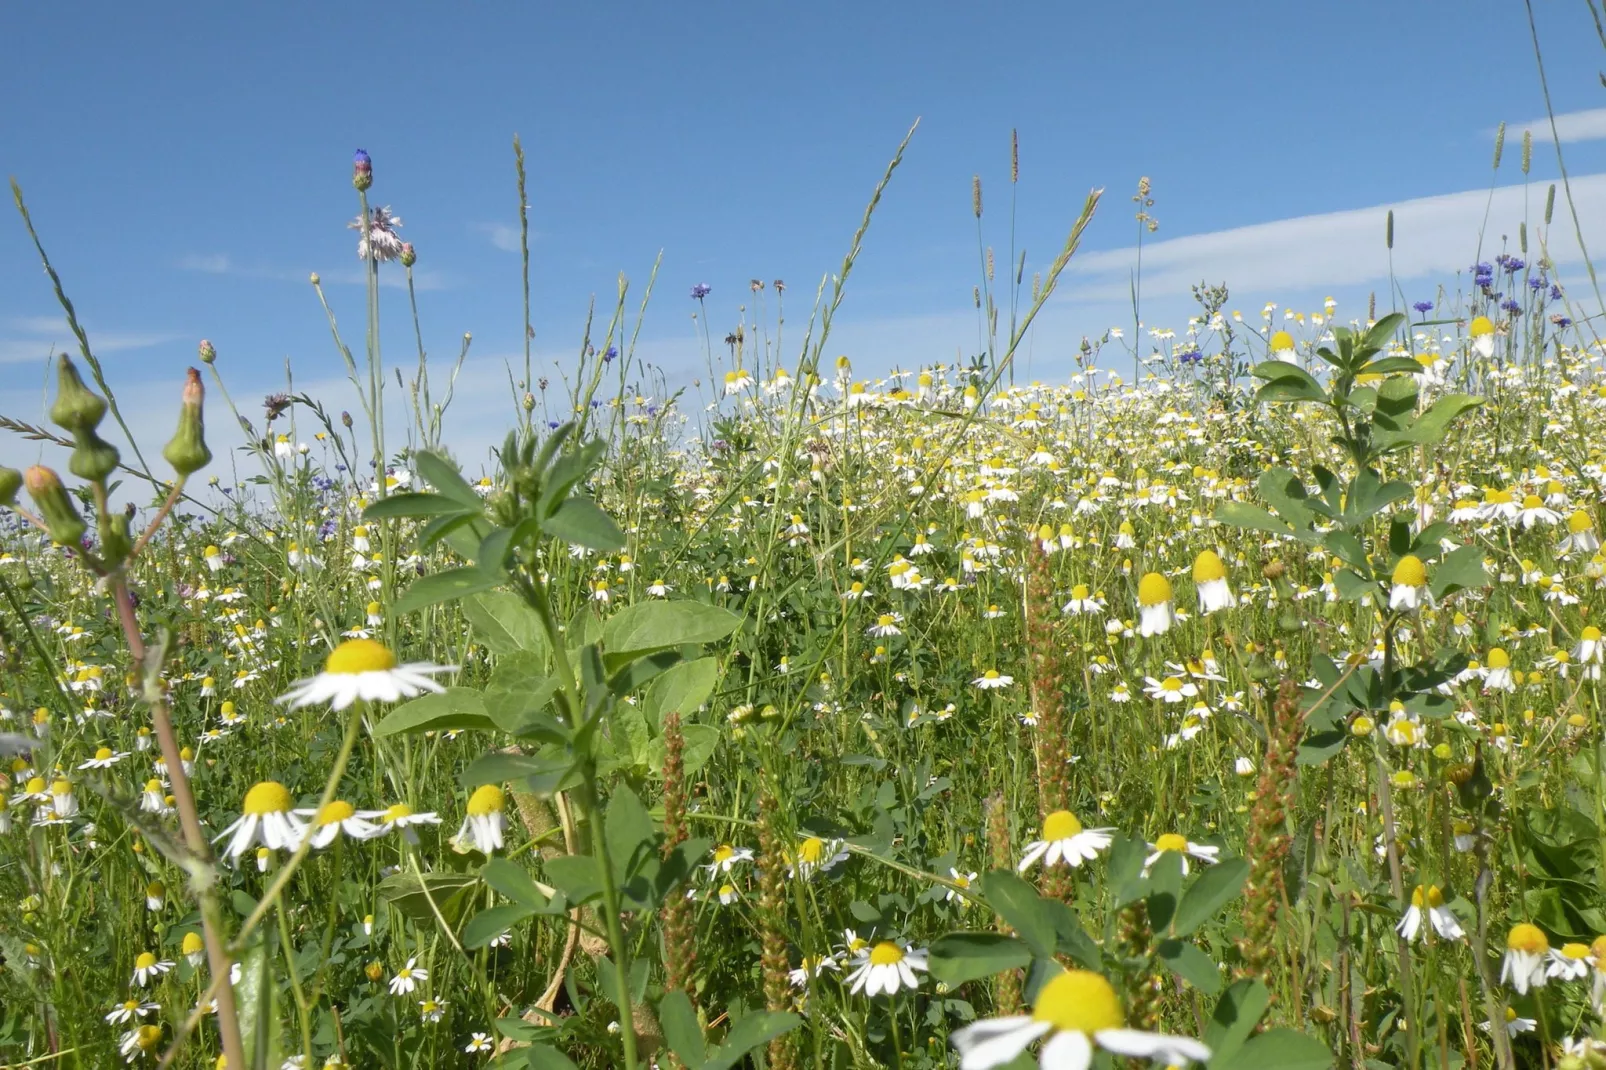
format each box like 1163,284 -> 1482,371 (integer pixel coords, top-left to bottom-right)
353,149 -> 373,192
309,272 -> 321,285
162,368 -> 212,476
522,392 -> 536,412
24,466 -> 86,546
198,339 -> 216,364
0,466 -> 20,507
99,508 -> 132,566
400,242 -> 416,268
341,411 -> 353,430
49,355 -> 107,434
68,427 -> 120,483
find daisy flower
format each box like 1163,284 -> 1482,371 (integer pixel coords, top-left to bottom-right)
844,941 -> 928,997
120,1024 -> 163,1064
703,843 -> 754,878
1144,833 -> 1219,875
1501,922 -> 1550,994
130,950 -> 174,987
1479,1007 -> 1536,1037
182,931 -> 205,967
1396,884 -> 1463,942
419,997 -> 447,1023
215,781 -> 306,861
298,800 -> 382,848
454,785 -> 505,853
1191,550 -> 1232,614
389,957 -> 429,995
950,968 -> 1210,1069
276,638 -> 455,711
105,999 -> 160,1025
946,868 -> 978,903
788,836 -> 849,880
1135,572 -> 1174,637
1018,811 -> 1114,872
788,954 -> 841,987
365,802 -> 442,844
465,1033 -> 495,1053
78,746 -> 127,770
973,669 -> 1013,690
1547,942 -> 1593,981
1389,555 -> 1428,611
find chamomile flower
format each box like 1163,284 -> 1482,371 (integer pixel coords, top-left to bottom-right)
366,802 -> 442,843
105,999 -> 160,1025
1501,922 -> 1550,994
275,638 -> 454,711
120,1024 -> 164,1063
844,940 -> 928,997
789,954 -> 841,987
465,1033 -> 494,1054
454,785 -> 506,853
950,968 -> 1211,1070
215,781 -> 305,860
1191,550 -> 1232,614
946,868 -> 978,903
867,613 -> 903,638
130,950 -> 174,987
1389,555 -> 1429,611
1469,315 -> 1496,359
1144,833 -> 1219,875
1136,572 -> 1174,637
78,746 -> 127,770
1018,811 -> 1114,872
182,932 -> 205,967
973,669 -> 1014,690
788,836 -> 849,880
298,800 -> 382,848
704,843 -> 754,878
389,957 -> 428,995
1547,942 -> 1593,980
1396,884 -> 1463,942
418,997 -> 447,1023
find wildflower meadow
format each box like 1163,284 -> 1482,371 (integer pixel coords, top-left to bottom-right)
7,89 -> 1606,1070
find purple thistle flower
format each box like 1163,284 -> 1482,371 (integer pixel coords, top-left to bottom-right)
690,283 -> 711,300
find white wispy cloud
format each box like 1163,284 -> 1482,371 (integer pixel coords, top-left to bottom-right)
1063,172 -> 1606,305
179,252 -> 233,274
1508,107 -> 1606,145
0,317 -> 184,365
472,222 -> 526,253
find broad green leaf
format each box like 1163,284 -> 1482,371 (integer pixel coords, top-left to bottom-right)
605,785 -> 659,895
544,496 -> 626,552
1145,850 -> 1184,932
542,854 -> 603,905
978,871 -> 1056,959
1322,530 -> 1368,573
1356,355 -> 1424,378
644,722 -> 721,780
1217,1028 -> 1333,1070
235,935 -> 282,1070
928,932 -> 1033,986
1213,502 -> 1295,538
1332,569 -> 1375,603
1430,543 -> 1488,599
372,687 -> 495,738
602,601 -> 742,664
658,990 -> 707,1069
703,1011 -> 804,1070
393,566 -> 498,615
644,656 -> 720,729
1256,468 -> 1323,525
361,491 -> 474,520
1171,858 -> 1249,937
609,648 -> 685,698
482,858 -> 559,910
461,590 -> 550,659
524,1043 -> 582,1070
462,903 -> 535,949
1204,979 -> 1271,1063
1155,938 -> 1222,995
459,750 -> 556,789
376,870 -> 479,925
414,449 -> 486,508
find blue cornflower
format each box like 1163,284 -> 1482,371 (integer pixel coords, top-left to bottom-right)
690,283 -> 711,300
1504,257 -> 1525,273
604,346 -> 618,363
1529,276 -> 1547,291
1555,316 -> 1574,328
1501,299 -> 1522,314
1551,284 -> 1564,300
1413,300 -> 1434,314
1178,347 -> 1203,364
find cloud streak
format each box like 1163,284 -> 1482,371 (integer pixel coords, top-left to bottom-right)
471,222 -> 525,253
1508,107 -> 1606,145
0,317 -> 184,365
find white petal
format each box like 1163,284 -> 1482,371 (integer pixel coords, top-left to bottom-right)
1039,1029 -> 1093,1070
952,1018 -> 1048,1070
1096,1030 -> 1210,1065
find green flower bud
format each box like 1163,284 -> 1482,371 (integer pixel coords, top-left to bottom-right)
48,355 -> 107,434
162,369 -> 212,477
24,466 -> 85,546
99,508 -> 132,567
0,466 -> 21,507
198,339 -> 216,365
68,427 -> 120,483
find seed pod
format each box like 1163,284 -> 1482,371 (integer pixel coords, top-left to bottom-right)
68,427 -> 120,483
162,369 -> 212,477
48,355 -> 107,434
24,466 -> 85,547
99,508 -> 132,567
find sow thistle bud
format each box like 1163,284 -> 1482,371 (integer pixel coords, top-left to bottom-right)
48,355 -> 107,434
68,426 -> 120,483
162,369 -> 213,476
24,466 -> 86,546
100,508 -> 133,567
0,466 -> 21,507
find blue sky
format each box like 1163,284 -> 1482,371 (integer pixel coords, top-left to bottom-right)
4,0 -> 1606,469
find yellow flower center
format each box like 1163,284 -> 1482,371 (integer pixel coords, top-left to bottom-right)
382,803 -> 413,822
1270,330 -> 1295,351
242,781 -> 293,815
1561,942 -> 1591,960
315,800 -> 356,826
1391,555 -> 1427,587
135,952 -> 157,970
1584,627 -> 1602,642
325,638 -> 399,674
868,941 -> 905,966
713,844 -> 735,864
1570,510 -> 1595,533
1192,550 -> 1226,582
1032,969 -> 1125,1034
94,747 -> 113,761
798,837 -> 826,863
1070,584 -> 1090,600
136,1025 -> 162,1051
1041,810 -> 1085,841
1507,922 -> 1549,953
1154,833 -> 1188,853
1487,648 -> 1510,669
1470,316 -> 1494,337
467,784 -> 505,816
182,932 -> 204,953
1137,572 -> 1173,607
49,779 -> 70,795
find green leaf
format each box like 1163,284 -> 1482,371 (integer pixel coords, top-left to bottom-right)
1213,501 -> 1296,539
1363,312 -> 1406,351
1322,530 -> 1369,573
394,566 -> 499,615
462,903 -> 535,949
461,591 -> 550,659
1171,859 -> 1249,937
702,1011 -> 804,1070
1155,938 -> 1222,995
1332,570 -> 1375,604
235,935 -> 282,1070
544,496 -> 626,551
1250,361 -> 1326,404
644,723 -> 721,780
482,858 -> 559,910
459,750 -> 557,790
376,870 -> 479,926
927,932 -> 1033,986
524,1043 -> 582,1070
361,491 -> 475,520
609,648 -> 685,699
658,990 -> 707,1070
1204,979 -> 1271,1063
978,871 -> 1056,959
415,449 -> 486,508
1430,543 -> 1488,599
1376,392 -> 1482,452
542,854 -> 603,905
1256,468 -> 1323,525
372,687 -> 495,738
605,785 -> 659,896
1217,1029 -> 1333,1070
1355,355 -> 1423,378
644,656 -> 720,729
602,601 -> 742,664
